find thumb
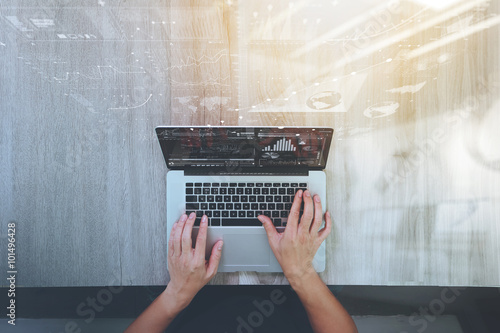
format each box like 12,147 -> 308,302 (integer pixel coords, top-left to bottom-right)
206,240 -> 223,278
258,215 -> 278,241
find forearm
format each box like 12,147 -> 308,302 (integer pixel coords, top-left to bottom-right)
124,286 -> 188,333
289,272 -> 357,333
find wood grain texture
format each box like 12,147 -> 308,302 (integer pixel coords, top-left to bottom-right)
0,0 -> 499,287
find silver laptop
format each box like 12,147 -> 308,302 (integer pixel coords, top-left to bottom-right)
156,126 -> 334,272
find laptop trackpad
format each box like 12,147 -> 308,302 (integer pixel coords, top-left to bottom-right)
223,234 -> 270,266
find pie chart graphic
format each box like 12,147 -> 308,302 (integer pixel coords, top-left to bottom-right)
363,101 -> 399,119
306,91 -> 342,110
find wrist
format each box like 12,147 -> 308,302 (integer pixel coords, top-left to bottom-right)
161,284 -> 193,316
286,269 -> 319,292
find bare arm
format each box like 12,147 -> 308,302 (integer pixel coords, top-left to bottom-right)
258,190 -> 357,333
124,213 -> 223,333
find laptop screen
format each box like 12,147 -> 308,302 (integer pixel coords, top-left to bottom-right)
156,127 -> 334,170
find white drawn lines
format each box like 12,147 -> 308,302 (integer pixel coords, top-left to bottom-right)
107,93 -> 152,111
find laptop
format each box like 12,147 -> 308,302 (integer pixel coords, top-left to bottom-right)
156,126 -> 334,272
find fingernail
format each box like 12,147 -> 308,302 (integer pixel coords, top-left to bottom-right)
298,190 -> 303,198
218,241 -> 223,250
326,211 -> 330,218
202,215 -> 208,223
304,190 -> 311,197
180,214 -> 188,222
257,216 -> 263,222
314,195 -> 320,202
189,212 -> 196,219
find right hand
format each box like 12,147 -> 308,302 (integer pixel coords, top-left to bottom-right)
258,190 -> 331,283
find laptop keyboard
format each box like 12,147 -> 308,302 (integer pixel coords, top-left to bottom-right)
185,182 -> 307,227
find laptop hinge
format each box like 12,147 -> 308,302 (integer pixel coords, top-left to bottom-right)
184,166 -> 309,176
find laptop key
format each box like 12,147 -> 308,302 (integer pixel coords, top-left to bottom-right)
268,203 -> 275,210
238,211 -> 245,217
264,183 -> 272,187
213,211 -> 221,217
272,211 -> 280,217
259,203 -> 267,210
247,211 -> 255,217
266,196 -> 273,202
203,183 -> 211,187
201,203 -> 208,210
262,188 -> 269,194
195,183 -> 202,187
238,183 -> 246,187
207,196 -> 215,202
223,196 -> 231,202
186,203 -> 199,210
264,211 -> 271,217
194,188 -> 202,194
249,196 -> 257,202
198,195 -> 206,202
186,188 -> 193,194
251,203 -> 258,210
220,188 -> 227,194
211,188 -> 219,194
185,196 -> 197,202
241,196 -> 248,202
222,211 -> 229,217
237,188 -> 244,194
234,203 -> 242,210
291,183 -> 298,187
209,203 -> 216,210
212,183 -> 220,187
277,203 -> 284,210
257,196 -> 265,202
230,211 -> 237,217
243,203 -> 250,210
211,218 -> 221,226
215,196 -> 222,202
203,188 -> 210,194
299,183 -> 307,187
256,183 -> 263,187
232,196 -> 240,202
247,183 -> 255,187
245,188 -> 252,194
230,183 -> 237,187
218,203 -> 224,210
226,203 -> 233,210
273,218 -> 282,226
205,211 -> 212,217
222,218 -> 261,226
186,183 -> 194,187
221,183 -> 228,187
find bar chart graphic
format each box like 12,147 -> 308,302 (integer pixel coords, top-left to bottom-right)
263,138 -> 296,152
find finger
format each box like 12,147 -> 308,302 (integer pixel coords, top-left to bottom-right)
286,189 -> 303,234
168,221 -> 178,256
299,190 -> 314,232
317,211 -> 332,243
310,194 -> 324,233
172,214 -> 188,255
258,215 -> 279,245
181,212 -> 196,252
206,240 -> 224,278
194,215 -> 209,260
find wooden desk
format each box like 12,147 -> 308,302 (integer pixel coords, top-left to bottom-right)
1,0 -> 499,287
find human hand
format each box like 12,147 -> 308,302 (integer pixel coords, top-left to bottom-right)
258,190 -> 331,285
165,213 -> 223,311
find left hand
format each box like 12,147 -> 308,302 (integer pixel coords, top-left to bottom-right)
164,213 -> 223,310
